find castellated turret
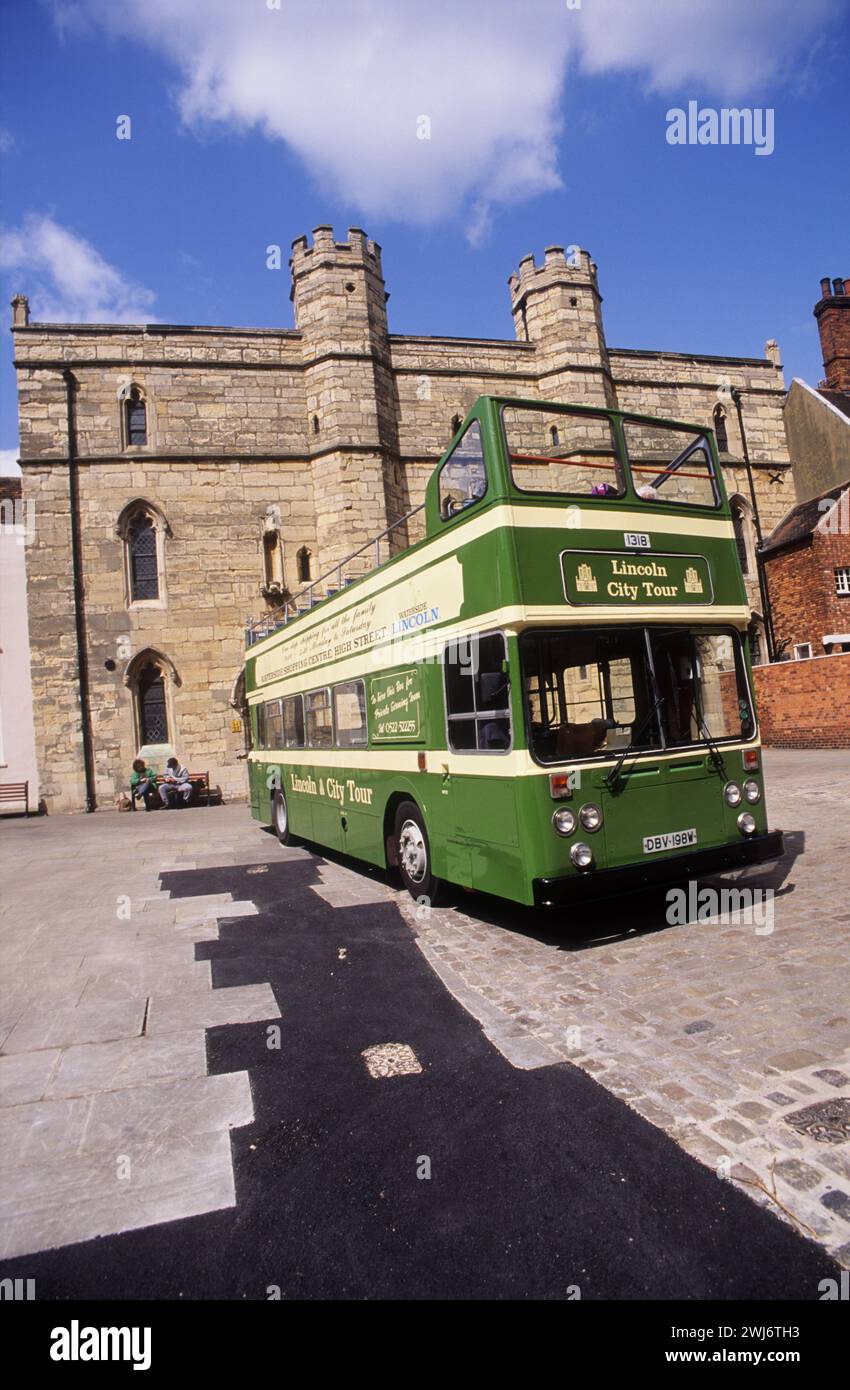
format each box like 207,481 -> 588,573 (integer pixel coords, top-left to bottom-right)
290,227 -> 399,573
508,246 -> 615,408
290,225 -> 388,355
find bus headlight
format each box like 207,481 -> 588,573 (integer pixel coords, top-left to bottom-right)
579,803 -> 603,832
552,808 -> 577,837
724,782 -> 743,806
743,779 -> 761,804
570,842 -> 594,870
737,812 -> 757,836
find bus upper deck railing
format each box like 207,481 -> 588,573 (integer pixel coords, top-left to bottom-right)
245,502 -> 426,647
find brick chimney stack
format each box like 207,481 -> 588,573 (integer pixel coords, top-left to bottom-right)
814,274 -> 850,393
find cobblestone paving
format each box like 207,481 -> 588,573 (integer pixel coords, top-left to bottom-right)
391,749 -> 850,1267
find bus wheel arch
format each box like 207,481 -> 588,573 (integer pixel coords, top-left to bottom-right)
383,791 -> 411,868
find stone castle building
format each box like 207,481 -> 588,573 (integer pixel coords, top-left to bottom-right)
11,226 -> 796,812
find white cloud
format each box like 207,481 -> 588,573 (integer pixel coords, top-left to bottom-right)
574,0 -> 842,96
0,128 -> 14,155
53,0 -> 845,238
0,214 -> 157,322
0,449 -> 21,477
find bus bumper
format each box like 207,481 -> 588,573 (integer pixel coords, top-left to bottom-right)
532,829 -> 785,908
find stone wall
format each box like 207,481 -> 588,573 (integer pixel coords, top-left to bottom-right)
784,379 -> 850,504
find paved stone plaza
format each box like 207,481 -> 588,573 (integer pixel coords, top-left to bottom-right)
0,749 -> 848,1272
0,810 -> 278,1258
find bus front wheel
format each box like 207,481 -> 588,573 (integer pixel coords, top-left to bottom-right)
395,801 -> 442,904
273,789 -> 291,845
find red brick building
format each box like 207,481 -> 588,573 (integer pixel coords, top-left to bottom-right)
747,274 -> 850,748
745,482 -> 850,749
762,483 -> 850,659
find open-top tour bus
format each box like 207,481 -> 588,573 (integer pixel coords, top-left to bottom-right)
245,396 -> 783,907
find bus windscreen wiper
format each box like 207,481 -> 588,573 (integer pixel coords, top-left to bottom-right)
694,705 -> 726,777
604,694 -> 665,792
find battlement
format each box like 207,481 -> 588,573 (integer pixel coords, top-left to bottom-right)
290,225 -> 383,275
508,245 -> 598,302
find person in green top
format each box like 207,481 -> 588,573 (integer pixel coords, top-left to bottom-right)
130,758 -> 158,811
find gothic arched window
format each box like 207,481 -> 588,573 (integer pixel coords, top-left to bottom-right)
713,404 -> 729,454
128,513 -> 159,600
125,649 -> 180,751
137,663 -> 168,745
117,499 -> 169,607
125,387 -> 148,447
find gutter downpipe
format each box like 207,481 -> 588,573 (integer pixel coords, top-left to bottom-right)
732,388 -> 776,664
64,369 -> 96,811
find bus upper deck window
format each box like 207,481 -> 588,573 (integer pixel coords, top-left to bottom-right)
438,421 -> 487,520
502,405 -> 624,498
623,419 -> 719,508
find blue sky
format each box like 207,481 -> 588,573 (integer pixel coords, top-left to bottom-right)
1,0 -> 848,469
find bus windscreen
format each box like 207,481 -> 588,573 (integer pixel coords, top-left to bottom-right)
521,627 -> 753,763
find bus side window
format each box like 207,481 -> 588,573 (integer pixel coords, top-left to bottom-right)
283,694 -> 305,748
265,698 -> 283,749
255,702 -> 267,751
438,421 -> 487,521
333,679 -> 368,748
444,631 -> 511,752
305,688 -> 333,748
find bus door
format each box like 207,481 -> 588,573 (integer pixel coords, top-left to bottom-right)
303,688 -> 341,850
441,631 -> 520,890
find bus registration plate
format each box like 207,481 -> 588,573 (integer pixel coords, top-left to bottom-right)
643,828 -> 697,854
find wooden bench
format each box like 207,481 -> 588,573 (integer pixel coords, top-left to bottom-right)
130,771 -> 212,808
0,781 -> 29,816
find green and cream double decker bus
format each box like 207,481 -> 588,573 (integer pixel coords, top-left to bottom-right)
244,395 -> 783,907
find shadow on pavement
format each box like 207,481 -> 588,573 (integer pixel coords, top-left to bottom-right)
267,824 -> 806,956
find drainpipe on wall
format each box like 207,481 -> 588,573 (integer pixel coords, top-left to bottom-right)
731,388 -> 776,664
63,369 -> 96,812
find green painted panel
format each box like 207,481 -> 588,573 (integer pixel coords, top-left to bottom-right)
562,550 -> 713,606
369,668 -> 424,742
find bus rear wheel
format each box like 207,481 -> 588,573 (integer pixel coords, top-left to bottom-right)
395,801 -> 442,904
273,789 -> 291,845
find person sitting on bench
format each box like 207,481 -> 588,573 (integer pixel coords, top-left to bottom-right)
159,756 -> 192,809
130,758 -> 158,811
